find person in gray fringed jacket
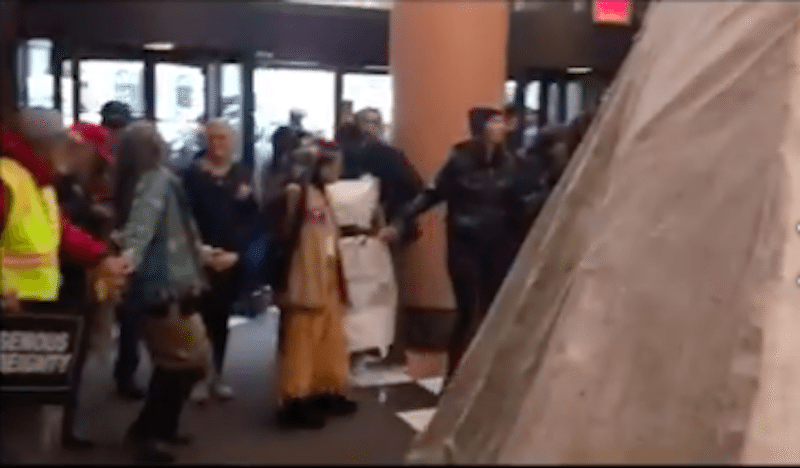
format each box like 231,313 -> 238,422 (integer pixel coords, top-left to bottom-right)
117,121 -> 233,463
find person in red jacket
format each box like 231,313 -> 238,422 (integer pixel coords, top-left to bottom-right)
0,108 -> 131,309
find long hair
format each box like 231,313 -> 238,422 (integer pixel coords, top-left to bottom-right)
114,121 -> 168,228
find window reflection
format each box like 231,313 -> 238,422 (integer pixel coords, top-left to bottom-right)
566,81 -> 583,122
221,63 -> 243,136
524,81 -> 542,148
342,72 -> 393,140
253,68 -> 336,166
61,60 -> 74,126
547,82 -> 560,124
155,63 -> 206,168
25,39 -> 54,109
505,80 -> 516,105
79,60 -> 144,124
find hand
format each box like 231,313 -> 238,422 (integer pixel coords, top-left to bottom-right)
1,290 -> 21,314
236,183 -> 253,200
285,183 -> 302,207
208,250 -> 239,272
376,226 -> 399,244
98,255 -> 133,288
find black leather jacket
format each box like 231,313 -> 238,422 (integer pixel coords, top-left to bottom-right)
399,140 -> 547,245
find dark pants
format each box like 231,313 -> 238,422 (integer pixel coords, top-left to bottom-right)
201,270 -> 238,374
62,308 -> 91,439
445,235 -> 520,377
114,298 -> 143,387
129,367 -> 203,441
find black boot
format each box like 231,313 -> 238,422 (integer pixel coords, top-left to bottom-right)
117,381 -> 146,400
164,433 -> 193,446
62,432 -> 96,450
134,439 -> 175,463
126,426 -> 175,463
310,394 -> 358,417
276,398 -> 326,430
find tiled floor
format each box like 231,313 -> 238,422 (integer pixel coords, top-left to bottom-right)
350,363 -> 443,435
1,311 -> 442,464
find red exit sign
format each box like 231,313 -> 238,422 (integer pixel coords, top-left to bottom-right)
593,0 -> 632,25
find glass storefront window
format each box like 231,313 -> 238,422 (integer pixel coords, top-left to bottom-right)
523,81 -> 542,148
79,60 -> 145,124
253,67 -> 336,166
61,60 -> 74,127
566,80 -> 583,122
505,80 -> 516,105
524,81 -> 541,111
25,39 -> 54,109
342,72 -> 393,140
547,82 -> 560,124
220,63 -> 243,139
155,63 -> 206,168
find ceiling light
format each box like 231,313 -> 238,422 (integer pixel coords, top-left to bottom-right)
144,42 -> 175,51
363,64 -> 389,72
567,67 -> 593,74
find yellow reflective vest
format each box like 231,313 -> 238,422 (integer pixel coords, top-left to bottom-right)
0,157 -> 62,301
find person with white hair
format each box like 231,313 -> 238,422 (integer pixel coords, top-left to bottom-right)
182,118 -> 259,404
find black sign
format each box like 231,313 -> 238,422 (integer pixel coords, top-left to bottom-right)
0,313 -> 83,396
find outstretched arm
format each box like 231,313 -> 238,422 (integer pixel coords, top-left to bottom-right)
388,152 -> 459,240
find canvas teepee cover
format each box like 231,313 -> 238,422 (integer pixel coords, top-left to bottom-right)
406,2 -> 800,463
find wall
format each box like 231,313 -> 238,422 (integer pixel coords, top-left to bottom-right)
508,3 -> 637,76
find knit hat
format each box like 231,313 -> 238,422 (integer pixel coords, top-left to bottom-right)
100,101 -> 133,130
468,107 -> 502,138
71,121 -> 113,161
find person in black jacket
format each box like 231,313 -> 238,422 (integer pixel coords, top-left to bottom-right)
183,118 -> 259,403
346,108 -> 424,244
394,107 -> 545,378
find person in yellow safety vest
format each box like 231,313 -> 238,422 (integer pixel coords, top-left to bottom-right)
0,111 -> 132,323
0,109 -> 132,314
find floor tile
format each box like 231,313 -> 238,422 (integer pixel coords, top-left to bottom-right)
353,382 -> 439,413
417,376 -> 445,395
228,316 -> 251,328
396,408 -> 437,433
350,364 -> 414,388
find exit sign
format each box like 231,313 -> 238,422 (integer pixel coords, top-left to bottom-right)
593,0 -> 632,25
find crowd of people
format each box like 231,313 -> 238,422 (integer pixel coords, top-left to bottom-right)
0,96 -> 593,463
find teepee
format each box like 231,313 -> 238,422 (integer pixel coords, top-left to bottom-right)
407,2 -> 800,463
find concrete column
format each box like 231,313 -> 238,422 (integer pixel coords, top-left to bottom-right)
389,0 -> 509,368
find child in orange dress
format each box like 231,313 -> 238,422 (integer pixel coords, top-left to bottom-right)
276,140 -> 358,430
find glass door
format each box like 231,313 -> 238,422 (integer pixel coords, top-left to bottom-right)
23,39 -> 55,109
155,62 -> 206,169
79,59 -> 145,124
253,67 -> 336,167
341,72 -> 393,141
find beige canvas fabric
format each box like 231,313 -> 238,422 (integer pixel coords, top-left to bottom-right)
407,2 -> 800,464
